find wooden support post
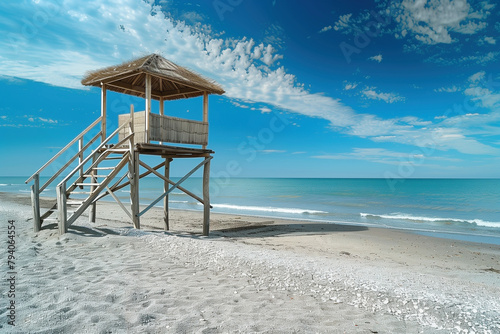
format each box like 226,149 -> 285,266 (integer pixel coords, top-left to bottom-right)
129,151 -> 140,229
145,74 -> 151,143
101,84 -> 107,141
202,156 -> 211,236
128,104 -> 140,229
31,173 -> 41,232
163,158 -> 172,231
159,97 -> 164,145
203,92 -> 209,149
57,182 -> 67,234
159,97 -> 164,116
88,152 -> 98,223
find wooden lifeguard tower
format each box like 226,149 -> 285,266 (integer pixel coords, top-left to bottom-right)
25,54 -> 224,235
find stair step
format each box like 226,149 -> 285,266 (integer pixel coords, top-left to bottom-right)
93,167 -> 116,170
103,157 -> 123,160
106,149 -> 128,152
75,183 -> 101,186
83,174 -> 108,178
70,191 -> 92,194
67,201 -> 84,205
42,210 -> 76,214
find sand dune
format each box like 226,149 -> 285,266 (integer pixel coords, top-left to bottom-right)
1,192 -> 500,333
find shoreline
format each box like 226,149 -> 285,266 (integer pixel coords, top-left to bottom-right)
3,185 -> 500,246
1,192 -> 500,332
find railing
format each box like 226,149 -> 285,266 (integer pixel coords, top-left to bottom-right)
25,116 -> 102,232
119,112 -> 208,146
56,117 -> 134,234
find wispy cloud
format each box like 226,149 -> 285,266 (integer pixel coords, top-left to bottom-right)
479,36 -> 496,45
0,0 -> 497,157
258,150 -> 286,154
343,82 -> 358,90
333,13 -> 353,33
368,54 -> 383,63
463,71 -> 500,109
426,51 -> 499,66
434,85 -> 460,93
362,87 -> 404,103
389,0 -> 491,44
318,25 -> 332,33
312,147 -> 461,166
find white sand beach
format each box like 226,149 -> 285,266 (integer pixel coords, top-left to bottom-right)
1,192 -> 500,333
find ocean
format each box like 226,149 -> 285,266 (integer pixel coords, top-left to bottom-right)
2,176 -> 499,244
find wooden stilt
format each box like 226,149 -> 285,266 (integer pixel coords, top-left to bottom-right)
130,151 -> 140,229
89,152 -> 98,223
145,74 -> 151,143
128,104 -> 140,229
163,158 -> 172,230
159,97 -> 164,145
202,157 -> 211,236
101,84 -> 107,141
57,182 -> 67,235
31,173 -> 41,232
202,92 -> 209,150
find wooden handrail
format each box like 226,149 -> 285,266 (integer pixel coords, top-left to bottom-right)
39,131 -> 102,193
25,116 -> 103,184
58,120 -> 131,186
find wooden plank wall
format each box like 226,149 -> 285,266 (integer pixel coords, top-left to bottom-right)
119,112 -> 208,146
119,111 -> 147,143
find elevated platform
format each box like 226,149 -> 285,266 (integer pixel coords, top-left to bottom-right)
136,143 -> 214,158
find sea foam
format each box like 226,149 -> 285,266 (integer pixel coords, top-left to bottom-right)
211,203 -> 327,215
360,213 -> 500,228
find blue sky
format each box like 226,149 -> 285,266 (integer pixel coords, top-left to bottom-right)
0,0 -> 499,178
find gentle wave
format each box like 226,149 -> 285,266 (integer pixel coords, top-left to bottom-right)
360,213 -> 500,228
211,203 -> 327,215
0,184 -> 8,186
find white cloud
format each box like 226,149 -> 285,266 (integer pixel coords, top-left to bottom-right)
368,54 -> 383,63
258,150 -> 286,154
468,71 -> 485,83
479,36 -> 496,45
464,86 -> 500,109
362,88 -> 405,103
333,14 -> 353,32
463,71 -> 500,109
391,0 -> 491,44
343,82 -> 358,90
459,51 -> 498,64
0,0 -> 497,156
312,147 -> 461,166
319,25 -> 332,33
26,116 -> 58,124
434,85 -> 459,93
427,51 -> 499,65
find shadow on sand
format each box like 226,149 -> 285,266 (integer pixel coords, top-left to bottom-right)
42,220 -> 368,240
211,222 -> 368,238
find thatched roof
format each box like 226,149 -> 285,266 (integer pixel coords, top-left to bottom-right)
81,54 -> 224,100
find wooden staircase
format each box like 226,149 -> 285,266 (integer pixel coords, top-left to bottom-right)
35,150 -> 129,230
56,148 -> 131,234
26,114 -> 135,234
